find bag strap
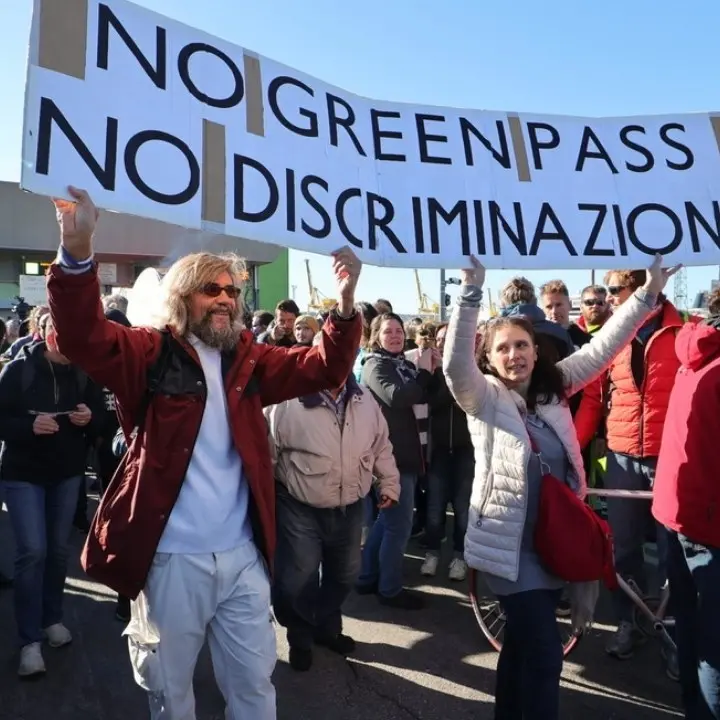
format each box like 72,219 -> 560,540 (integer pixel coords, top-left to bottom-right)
524,417 -> 552,477
128,331 -> 172,438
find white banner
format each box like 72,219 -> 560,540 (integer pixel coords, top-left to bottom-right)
20,0 -> 720,269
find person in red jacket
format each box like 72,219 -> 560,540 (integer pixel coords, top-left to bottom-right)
653,288 -> 720,719
574,268 -> 687,673
47,187 -> 362,720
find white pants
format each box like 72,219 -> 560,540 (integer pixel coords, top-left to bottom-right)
125,541 -> 277,720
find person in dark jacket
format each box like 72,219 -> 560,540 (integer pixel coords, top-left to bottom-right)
420,322 -> 475,582
256,299 -> 300,347
0,320 -> 102,677
357,312 -> 438,610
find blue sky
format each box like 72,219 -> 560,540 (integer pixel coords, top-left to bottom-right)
2,0 -> 719,311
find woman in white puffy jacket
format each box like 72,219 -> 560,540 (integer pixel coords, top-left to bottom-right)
442,255 -> 678,720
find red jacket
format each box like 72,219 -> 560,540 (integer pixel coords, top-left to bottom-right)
653,321 -> 720,547
574,301 -> 686,457
47,265 -> 361,598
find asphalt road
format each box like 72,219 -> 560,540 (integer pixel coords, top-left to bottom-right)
0,506 -> 683,720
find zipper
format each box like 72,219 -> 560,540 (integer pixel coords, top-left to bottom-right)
47,359 -> 60,410
637,324 -> 677,455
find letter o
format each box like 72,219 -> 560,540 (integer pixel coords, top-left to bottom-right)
178,42 -> 244,109
626,203 -> 683,255
124,131 -> 200,205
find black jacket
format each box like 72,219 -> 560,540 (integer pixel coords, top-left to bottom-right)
429,369 -> 472,451
0,342 -> 104,484
361,353 -> 436,474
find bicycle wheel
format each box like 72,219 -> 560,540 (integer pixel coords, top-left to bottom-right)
632,596 -> 662,638
468,568 -> 582,658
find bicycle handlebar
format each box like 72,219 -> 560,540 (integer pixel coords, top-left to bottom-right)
585,488 -> 653,500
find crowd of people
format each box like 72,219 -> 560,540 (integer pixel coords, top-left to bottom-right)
0,185 -> 717,720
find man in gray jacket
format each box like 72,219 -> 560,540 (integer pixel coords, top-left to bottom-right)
266,374 -> 400,672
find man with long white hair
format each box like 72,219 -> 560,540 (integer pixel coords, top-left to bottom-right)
46,186 -> 362,720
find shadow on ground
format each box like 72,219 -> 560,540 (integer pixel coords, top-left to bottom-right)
0,504 -> 681,719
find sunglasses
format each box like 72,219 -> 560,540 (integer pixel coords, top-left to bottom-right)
582,298 -> 606,307
606,286 -> 627,296
200,283 -> 242,299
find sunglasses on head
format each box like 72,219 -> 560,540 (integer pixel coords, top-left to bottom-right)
582,298 -> 606,307
200,283 -> 241,299
606,286 -> 627,296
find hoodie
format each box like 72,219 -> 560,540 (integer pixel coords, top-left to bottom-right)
500,303 -> 575,360
0,341 -> 103,484
653,319 -> 720,547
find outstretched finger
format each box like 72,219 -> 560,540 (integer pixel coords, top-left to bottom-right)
68,186 -> 89,202
664,264 -> 683,279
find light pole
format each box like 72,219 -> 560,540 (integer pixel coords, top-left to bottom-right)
440,270 -> 461,321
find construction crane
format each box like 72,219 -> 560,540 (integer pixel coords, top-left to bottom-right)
673,267 -> 688,310
413,269 -> 440,318
485,288 -> 499,317
305,259 -> 335,313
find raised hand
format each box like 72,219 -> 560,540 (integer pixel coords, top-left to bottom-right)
460,255 -> 486,288
331,246 -> 362,316
643,254 -> 683,295
52,186 -> 98,261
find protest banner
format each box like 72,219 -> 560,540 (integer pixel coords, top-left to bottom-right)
20,0 -> 720,269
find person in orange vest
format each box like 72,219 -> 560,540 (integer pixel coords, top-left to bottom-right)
574,268 -> 694,678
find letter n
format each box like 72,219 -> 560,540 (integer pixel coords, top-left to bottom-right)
35,97 -> 118,190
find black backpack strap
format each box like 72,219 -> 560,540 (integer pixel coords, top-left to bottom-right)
133,330 -> 173,432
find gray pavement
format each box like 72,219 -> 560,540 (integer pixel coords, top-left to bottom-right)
0,503 -> 683,719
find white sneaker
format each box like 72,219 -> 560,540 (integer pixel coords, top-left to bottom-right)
44,623 -> 72,648
18,642 -> 46,677
420,553 -> 439,577
448,557 -> 468,582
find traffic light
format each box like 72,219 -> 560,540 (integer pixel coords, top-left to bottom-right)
444,293 -> 451,307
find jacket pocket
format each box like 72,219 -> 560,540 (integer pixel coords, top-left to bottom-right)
283,451 -> 335,506
472,474 -> 494,528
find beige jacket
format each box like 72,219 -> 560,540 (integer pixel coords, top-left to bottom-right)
265,384 -> 401,509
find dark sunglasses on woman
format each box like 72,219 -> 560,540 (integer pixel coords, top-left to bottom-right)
606,286 -> 627,296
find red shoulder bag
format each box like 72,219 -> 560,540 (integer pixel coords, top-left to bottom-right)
527,425 -> 618,589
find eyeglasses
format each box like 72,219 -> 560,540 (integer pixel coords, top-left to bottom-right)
606,286 -> 628,296
200,283 -> 242,299
582,298 -> 606,307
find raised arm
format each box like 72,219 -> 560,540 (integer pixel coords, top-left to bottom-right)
256,312 -> 361,407
558,255 -> 681,396
256,247 -> 362,406
47,188 -> 161,415
442,257 -> 492,417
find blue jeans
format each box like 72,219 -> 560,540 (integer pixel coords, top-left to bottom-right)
2,476 -> 82,646
495,589 -> 564,720
425,446 -> 474,553
272,485 -> 364,650
358,473 -> 416,598
605,453 -> 669,622
667,531 -> 720,719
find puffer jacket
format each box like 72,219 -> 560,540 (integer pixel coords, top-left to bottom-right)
574,300 -> 690,456
443,290 -> 655,582
653,319 -> 720,547
266,378 -> 400,509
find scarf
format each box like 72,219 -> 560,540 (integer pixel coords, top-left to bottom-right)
365,349 -> 430,453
